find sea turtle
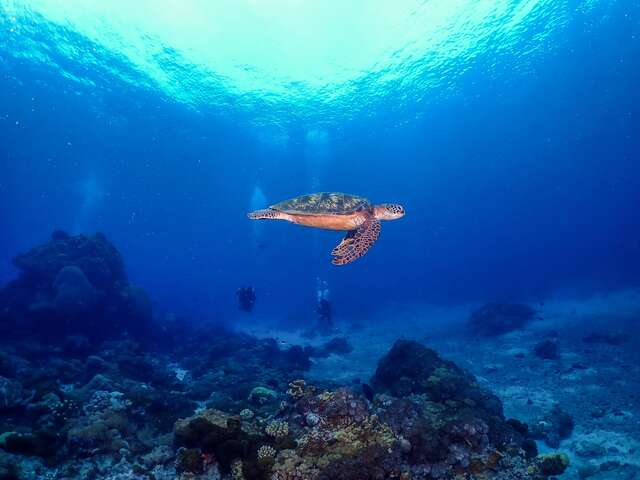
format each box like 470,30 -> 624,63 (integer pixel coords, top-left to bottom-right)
248,192 -> 405,265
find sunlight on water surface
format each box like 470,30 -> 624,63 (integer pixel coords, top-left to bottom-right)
0,0 -> 605,125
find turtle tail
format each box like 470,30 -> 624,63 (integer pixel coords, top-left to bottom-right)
248,209 -> 281,220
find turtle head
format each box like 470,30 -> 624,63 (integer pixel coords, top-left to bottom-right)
374,203 -> 405,221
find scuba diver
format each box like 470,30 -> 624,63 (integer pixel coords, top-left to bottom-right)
236,286 -> 256,312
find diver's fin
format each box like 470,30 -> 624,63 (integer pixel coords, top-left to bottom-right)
331,220 -> 381,265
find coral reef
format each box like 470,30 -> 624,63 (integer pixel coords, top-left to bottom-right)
264,420 -> 289,439
0,332 -> 569,480
248,386 -> 278,406
0,235 -> 578,480
370,340 -> 503,417
468,302 -> 539,336
170,343 -> 565,480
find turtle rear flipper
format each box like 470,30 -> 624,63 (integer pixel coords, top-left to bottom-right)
248,209 -> 284,220
331,220 -> 381,265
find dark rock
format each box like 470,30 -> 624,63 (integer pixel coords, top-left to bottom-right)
63,335 -> 92,357
117,356 -> 154,382
310,337 -> 354,358
53,266 -> 97,316
370,340 -> 502,415
534,340 -> 559,360
0,431 -> 58,458
582,332 -> 628,346
0,232 -> 154,344
522,438 -> 539,459
174,408 -> 269,473
506,418 -> 529,436
51,230 -> 70,241
280,345 -> 312,370
468,302 -> 538,336
599,460 -> 621,471
535,453 -> 570,476
361,383 -> 374,402
0,353 -> 14,378
370,340 -> 537,455
120,285 -> 153,326
0,452 -> 20,480
175,447 -> 204,474
530,405 -> 574,448
85,355 -> 110,376
0,376 -> 25,411
13,232 -> 126,292
578,463 -> 598,478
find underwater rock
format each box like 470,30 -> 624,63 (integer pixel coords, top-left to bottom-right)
174,408 -> 270,474
535,452 -> 570,476
468,302 -> 538,336
309,337 -> 354,358
0,377 -> 27,411
530,405 -> 574,448
63,336 -> 91,359
0,330 -> 571,480
267,380 -> 553,480
0,451 -> 20,480
0,231 -> 154,344
272,388 -> 398,480
120,285 -> 153,325
0,352 -> 20,379
247,386 -> 278,406
176,447 -> 204,474
13,231 -> 126,291
574,439 -> 607,458
141,445 -> 174,468
85,355 -> 111,376
280,345 -> 312,371
0,431 -> 58,459
52,266 -> 97,316
116,355 -> 155,382
370,340 -> 502,414
582,331 -> 628,346
240,408 -> 255,420
369,340 -> 544,457
534,339 -> 559,360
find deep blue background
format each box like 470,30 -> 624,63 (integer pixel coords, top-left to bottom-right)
1,2 -> 639,325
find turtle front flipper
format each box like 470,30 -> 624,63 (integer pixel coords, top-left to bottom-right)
331,230 -> 356,256
331,220 -> 381,265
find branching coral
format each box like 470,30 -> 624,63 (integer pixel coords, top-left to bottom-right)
265,420 -> 289,439
257,445 -> 276,461
286,379 -> 315,401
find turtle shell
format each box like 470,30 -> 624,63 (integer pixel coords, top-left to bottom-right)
272,192 -> 371,215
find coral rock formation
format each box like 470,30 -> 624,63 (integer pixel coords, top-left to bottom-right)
468,302 -> 539,336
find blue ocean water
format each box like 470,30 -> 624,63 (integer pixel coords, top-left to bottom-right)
2,1 -> 639,319
0,2 -> 639,479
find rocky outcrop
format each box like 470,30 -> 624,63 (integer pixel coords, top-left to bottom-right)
468,302 -> 539,336
0,231 -> 152,343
